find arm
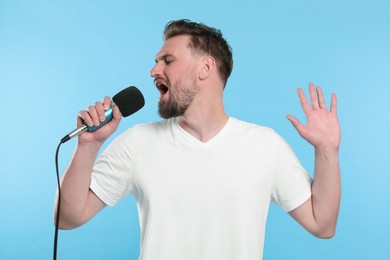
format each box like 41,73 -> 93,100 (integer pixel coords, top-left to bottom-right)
286,83 -> 341,238
54,96 -> 122,229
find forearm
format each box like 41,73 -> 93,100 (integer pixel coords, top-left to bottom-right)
54,97 -> 121,229
54,143 -> 102,229
311,146 -> 341,236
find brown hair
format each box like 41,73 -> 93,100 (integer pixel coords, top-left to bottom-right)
163,19 -> 233,87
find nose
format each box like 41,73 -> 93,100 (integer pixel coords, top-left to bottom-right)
150,62 -> 162,78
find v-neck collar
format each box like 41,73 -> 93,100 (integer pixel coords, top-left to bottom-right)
172,117 -> 233,149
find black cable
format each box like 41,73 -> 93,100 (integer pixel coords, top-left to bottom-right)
53,141 -> 63,260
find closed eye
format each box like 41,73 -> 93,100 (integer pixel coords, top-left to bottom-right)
155,54 -> 174,65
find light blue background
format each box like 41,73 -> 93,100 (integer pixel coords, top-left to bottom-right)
1,0 -> 389,259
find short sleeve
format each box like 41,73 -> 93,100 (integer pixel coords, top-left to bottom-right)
90,128 -> 135,206
271,134 -> 312,212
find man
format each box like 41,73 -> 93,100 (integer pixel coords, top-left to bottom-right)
55,19 -> 341,259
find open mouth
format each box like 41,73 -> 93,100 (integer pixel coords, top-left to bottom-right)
155,79 -> 169,95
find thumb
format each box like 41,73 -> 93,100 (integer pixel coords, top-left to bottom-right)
286,115 -> 305,136
110,105 -> 122,124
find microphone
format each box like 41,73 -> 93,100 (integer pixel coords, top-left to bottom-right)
61,86 -> 145,143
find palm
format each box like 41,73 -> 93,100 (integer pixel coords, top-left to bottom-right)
287,84 -> 341,150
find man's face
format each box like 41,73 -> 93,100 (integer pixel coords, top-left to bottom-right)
151,35 -> 202,119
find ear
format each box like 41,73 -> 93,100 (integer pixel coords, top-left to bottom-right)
199,56 -> 216,80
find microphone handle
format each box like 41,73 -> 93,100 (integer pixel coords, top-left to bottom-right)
85,107 -> 113,132
61,106 -> 114,143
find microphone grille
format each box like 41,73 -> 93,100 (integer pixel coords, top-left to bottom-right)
112,86 -> 145,117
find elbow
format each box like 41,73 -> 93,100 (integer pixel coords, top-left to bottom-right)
54,218 -> 84,230
53,212 -> 85,230
315,231 -> 335,239
312,226 -> 337,239
53,220 -> 78,230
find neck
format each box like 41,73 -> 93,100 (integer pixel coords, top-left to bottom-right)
177,92 -> 228,143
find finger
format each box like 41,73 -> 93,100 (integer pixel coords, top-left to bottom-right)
94,101 -> 106,124
297,87 -> 311,117
105,105 -> 122,134
78,110 -> 93,127
308,83 -> 319,109
286,115 -> 306,136
316,86 -> 327,110
88,104 -> 100,126
111,105 -> 122,124
103,96 -> 112,110
76,113 -> 84,126
330,93 -> 337,114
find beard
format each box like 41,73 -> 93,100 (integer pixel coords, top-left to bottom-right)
158,77 -> 199,119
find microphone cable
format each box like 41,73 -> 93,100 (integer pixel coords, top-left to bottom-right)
53,140 -> 64,260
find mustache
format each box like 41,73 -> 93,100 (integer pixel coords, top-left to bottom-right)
154,77 -> 169,86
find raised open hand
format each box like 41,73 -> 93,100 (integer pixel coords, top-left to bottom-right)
287,83 -> 341,152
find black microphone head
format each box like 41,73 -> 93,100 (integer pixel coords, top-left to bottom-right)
112,86 -> 145,117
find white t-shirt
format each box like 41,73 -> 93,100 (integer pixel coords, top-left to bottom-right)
90,117 -> 312,260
